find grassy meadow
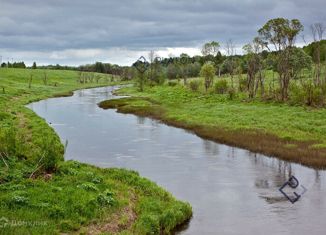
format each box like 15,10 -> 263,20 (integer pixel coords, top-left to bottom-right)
100,73 -> 326,169
0,68 -> 192,234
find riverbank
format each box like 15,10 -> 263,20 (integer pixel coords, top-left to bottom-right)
0,68 -> 192,234
99,84 -> 326,169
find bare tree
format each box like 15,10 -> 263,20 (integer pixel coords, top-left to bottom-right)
311,23 -> 325,85
225,39 -> 235,57
148,50 -> 157,81
224,39 -> 236,87
243,37 -> 264,98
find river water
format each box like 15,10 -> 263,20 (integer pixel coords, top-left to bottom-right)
27,86 -> 326,235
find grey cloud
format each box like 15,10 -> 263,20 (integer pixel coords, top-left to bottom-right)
0,0 -> 325,64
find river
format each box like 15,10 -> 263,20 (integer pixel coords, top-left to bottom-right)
27,86 -> 326,235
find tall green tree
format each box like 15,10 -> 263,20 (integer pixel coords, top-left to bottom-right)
258,18 -> 304,100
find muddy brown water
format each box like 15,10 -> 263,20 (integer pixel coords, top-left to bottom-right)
28,86 -> 326,235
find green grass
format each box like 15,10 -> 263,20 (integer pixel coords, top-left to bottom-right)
0,68 -> 192,234
116,84 -> 326,144
0,161 -> 191,235
104,82 -> 326,168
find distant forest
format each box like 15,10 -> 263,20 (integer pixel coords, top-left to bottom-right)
1,40 -> 325,81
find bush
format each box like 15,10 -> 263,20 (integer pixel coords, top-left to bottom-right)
167,81 -> 177,87
289,82 -> 306,105
238,77 -> 247,92
77,182 -> 98,191
189,80 -> 201,92
290,80 -> 325,107
39,135 -> 64,172
228,87 -> 236,100
96,190 -> 116,206
214,79 -> 228,94
200,62 -> 216,92
49,205 -> 65,219
8,194 -> 29,207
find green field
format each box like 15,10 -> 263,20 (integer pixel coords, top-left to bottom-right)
101,80 -> 326,169
0,68 -> 192,234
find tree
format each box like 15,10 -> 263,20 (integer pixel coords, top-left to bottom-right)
243,38 -> 264,98
200,61 -> 216,92
95,62 -> 105,73
202,41 -> 220,57
310,23 -> 325,85
133,57 -> 149,91
148,50 -> 155,81
243,43 -> 260,98
202,41 -> 221,75
258,18 -> 304,100
186,62 -> 201,77
288,47 -> 312,80
258,18 -> 303,51
179,53 -> 190,85
32,62 -> 37,69
224,39 -> 237,87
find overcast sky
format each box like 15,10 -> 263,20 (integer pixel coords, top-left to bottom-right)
0,0 -> 325,66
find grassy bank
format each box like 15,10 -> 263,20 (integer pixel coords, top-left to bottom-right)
0,68 -> 192,234
99,84 -> 326,169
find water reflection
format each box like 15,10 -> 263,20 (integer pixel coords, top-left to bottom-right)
28,86 -> 326,235
203,140 -> 219,156
137,116 -> 146,125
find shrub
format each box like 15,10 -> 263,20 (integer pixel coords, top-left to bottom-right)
189,80 -> 201,92
91,176 -> 103,184
39,135 -> 64,172
289,83 -> 305,105
167,81 -> 177,86
290,80 -> 325,107
238,77 -> 247,92
228,87 -> 236,100
156,73 -> 166,85
214,79 -> 228,94
96,190 -> 116,206
49,205 -> 65,219
200,61 -> 216,92
77,182 -> 98,191
9,195 -> 29,207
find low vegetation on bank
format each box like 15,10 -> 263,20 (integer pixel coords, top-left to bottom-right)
0,68 -> 192,234
99,83 -> 326,169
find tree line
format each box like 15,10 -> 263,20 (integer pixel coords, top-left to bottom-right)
132,18 -> 326,107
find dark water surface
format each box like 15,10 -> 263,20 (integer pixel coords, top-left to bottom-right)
28,86 -> 326,235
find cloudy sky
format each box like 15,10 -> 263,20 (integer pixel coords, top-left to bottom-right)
0,0 -> 325,66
